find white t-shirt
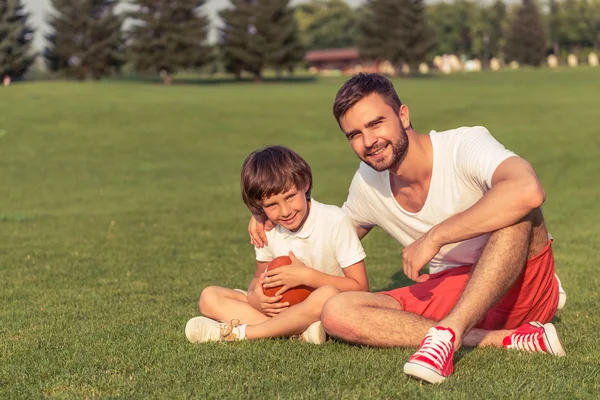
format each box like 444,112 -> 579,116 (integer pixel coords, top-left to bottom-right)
255,199 -> 366,277
342,126 -> 516,274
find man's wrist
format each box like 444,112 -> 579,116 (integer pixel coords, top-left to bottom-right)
428,225 -> 446,247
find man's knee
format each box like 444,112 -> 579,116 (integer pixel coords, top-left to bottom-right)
321,292 -> 359,335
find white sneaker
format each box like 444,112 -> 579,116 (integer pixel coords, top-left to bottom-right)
300,321 -> 326,345
556,274 -> 566,310
185,317 -> 243,343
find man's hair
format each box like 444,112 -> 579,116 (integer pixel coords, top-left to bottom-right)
333,73 -> 403,124
241,145 -> 312,216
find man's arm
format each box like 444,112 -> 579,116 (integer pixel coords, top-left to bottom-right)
432,156 -> 545,245
356,225 -> 373,240
403,156 -> 545,281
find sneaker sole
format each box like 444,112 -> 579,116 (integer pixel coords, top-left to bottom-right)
542,323 -> 566,357
403,360 -> 447,384
301,322 -> 326,345
185,317 -> 202,343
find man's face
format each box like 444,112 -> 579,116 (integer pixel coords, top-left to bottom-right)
339,93 -> 408,172
261,185 -> 309,232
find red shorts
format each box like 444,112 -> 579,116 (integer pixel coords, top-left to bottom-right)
379,240 -> 559,330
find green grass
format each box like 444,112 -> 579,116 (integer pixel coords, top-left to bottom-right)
1,67 -> 600,398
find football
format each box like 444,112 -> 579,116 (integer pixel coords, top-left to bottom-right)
263,255 -> 313,306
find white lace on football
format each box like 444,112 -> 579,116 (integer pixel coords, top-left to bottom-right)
507,332 -> 544,352
412,329 -> 454,370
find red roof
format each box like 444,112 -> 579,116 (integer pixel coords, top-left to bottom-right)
304,48 -> 360,62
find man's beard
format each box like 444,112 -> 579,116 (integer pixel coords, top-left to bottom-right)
363,124 -> 409,172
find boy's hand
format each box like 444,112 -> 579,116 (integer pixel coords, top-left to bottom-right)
263,251 -> 311,296
248,214 -> 274,248
248,275 -> 289,317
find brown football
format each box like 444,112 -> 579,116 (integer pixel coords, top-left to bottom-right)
263,256 -> 313,306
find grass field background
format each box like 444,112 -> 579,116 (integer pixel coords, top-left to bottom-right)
1,68 -> 599,398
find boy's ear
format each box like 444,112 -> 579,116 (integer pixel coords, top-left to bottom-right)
303,183 -> 311,195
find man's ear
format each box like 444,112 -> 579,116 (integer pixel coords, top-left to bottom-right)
399,104 -> 411,130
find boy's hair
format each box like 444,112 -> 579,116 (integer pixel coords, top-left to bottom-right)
241,145 -> 312,216
333,73 -> 404,125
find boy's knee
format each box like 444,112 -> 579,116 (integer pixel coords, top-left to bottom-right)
312,285 -> 340,305
198,286 -> 220,314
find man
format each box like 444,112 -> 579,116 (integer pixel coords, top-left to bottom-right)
249,73 -> 565,384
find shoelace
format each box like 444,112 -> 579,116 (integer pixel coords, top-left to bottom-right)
219,319 -> 241,341
507,332 -> 543,352
412,330 -> 453,370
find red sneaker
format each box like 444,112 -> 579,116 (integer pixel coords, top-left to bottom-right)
503,322 -> 566,356
403,326 -> 456,384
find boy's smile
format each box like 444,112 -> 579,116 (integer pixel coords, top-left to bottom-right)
261,185 -> 310,232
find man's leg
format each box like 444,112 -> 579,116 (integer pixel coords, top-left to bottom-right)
321,291 -> 436,347
403,209 -> 550,383
439,208 -> 548,346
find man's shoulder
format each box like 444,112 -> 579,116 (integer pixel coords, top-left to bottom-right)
432,126 -> 491,141
352,162 -> 387,187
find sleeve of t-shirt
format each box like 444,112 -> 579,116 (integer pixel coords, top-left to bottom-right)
454,126 -> 517,191
341,166 -> 377,230
254,241 -> 275,263
333,215 -> 367,268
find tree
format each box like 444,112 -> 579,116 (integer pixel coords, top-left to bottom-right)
45,0 -> 124,80
548,0 -> 561,55
127,0 -> 212,84
0,0 -> 35,79
505,0 -> 547,66
359,0 -> 436,72
295,0 -> 358,50
219,0 -> 304,80
488,0 -> 507,58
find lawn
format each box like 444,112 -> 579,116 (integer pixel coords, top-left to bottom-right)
1,67 -> 599,398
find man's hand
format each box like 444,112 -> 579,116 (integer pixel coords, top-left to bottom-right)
247,275 -> 289,317
402,230 -> 441,282
263,251 -> 311,296
248,214 -> 274,248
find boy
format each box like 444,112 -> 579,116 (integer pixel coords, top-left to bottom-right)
185,145 -> 368,344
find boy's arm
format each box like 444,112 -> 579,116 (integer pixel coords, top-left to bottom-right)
247,260 -> 290,316
263,252 -> 368,295
302,260 -> 368,292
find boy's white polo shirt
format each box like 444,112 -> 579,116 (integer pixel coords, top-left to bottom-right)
255,199 -> 366,277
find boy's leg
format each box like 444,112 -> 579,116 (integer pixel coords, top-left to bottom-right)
199,286 -> 269,325
245,285 -> 339,339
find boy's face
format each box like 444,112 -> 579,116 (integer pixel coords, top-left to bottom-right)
261,185 -> 309,232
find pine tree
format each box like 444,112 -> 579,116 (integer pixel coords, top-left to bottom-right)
548,0 -> 561,55
44,0 -> 124,80
127,0 -> 212,83
358,0 -> 436,73
219,0 -> 304,80
0,0 -> 35,79
504,0 -> 546,66
488,0 -> 506,58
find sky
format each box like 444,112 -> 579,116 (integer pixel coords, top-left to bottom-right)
24,0 -> 366,50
